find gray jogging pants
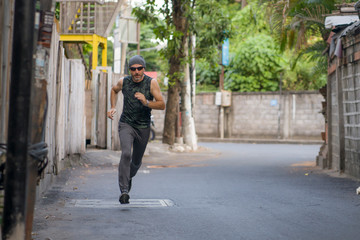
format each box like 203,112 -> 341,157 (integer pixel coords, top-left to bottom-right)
118,121 -> 150,193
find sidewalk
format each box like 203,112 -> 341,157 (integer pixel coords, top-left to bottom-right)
197,137 -> 323,145
81,137 -> 322,169
81,141 -> 222,168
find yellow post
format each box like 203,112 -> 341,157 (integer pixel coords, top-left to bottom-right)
92,34 -> 99,70
102,40 -> 107,67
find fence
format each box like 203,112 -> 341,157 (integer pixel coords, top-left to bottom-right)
38,24 -> 86,194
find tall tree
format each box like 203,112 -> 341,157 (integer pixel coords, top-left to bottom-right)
133,0 -> 231,146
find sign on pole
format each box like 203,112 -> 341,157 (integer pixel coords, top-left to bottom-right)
222,38 -> 229,66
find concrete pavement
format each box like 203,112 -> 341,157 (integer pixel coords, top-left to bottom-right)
32,141 -> 221,239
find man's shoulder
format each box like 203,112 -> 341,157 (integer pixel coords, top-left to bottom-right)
121,75 -> 132,86
144,74 -> 153,81
124,75 -> 132,81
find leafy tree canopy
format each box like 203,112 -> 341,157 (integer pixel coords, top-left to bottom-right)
131,0 -> 337,93
133,0 -> 232,80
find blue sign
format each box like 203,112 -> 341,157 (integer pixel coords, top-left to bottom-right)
222,38 -> 229,66
270,99 -> 278,107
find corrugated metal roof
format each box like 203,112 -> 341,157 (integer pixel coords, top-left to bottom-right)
325,15 -> 359,29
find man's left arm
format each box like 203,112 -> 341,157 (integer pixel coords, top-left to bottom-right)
149,79 -> 165,110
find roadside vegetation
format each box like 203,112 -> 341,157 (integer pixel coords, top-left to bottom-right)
134,0 -> 354,93
199,0 -> 334,92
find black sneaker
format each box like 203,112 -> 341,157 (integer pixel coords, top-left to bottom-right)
128,178 -> 132,192
119,193 -> 130,204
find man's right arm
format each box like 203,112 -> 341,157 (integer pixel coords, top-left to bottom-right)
107,78 -> 123,120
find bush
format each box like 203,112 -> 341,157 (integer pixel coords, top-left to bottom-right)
224,34 -> 282,92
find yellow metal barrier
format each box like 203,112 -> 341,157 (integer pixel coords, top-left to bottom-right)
60,34 -> 107,71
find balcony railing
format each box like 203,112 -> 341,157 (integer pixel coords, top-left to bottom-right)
58,0 -> 122,37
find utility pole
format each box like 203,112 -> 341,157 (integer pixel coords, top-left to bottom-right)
0,0 -> 15,144
219,38 -> 229,139
25,1 -> 55,239
137,22 -> 140,55
219,65 -> 225,139
277,73 -> 282,139
2,0 -> 37,239
2,1 -> 54,239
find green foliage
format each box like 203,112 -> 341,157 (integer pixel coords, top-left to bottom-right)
288,0 -> 336,16
230,0 -> 271,42
193,0 -> 232,59
55,2 -> 60,20
281,43 -> 327,90
196,59 -> 222,86
196,84 -> 219,93
224,34 -> 281,92
195,0 -> 260,92
219,0 -> 330,93
76,43 -> 92,69
133,0 -> 232,86
107,40 -> 113,68
282,55 -> 327,90
131,0 -> 330,93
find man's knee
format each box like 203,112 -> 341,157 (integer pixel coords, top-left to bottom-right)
121,151 -> 131,161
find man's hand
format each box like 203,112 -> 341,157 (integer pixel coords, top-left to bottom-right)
134,92 -> 147,106
107,108 -> 117,120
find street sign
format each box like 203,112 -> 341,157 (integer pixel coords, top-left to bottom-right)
270,99 -> 278,106
222,38 -> 229,66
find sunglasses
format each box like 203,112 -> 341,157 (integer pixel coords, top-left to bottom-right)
129,66 -> 144,71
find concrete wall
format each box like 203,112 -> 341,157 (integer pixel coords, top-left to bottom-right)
230,92 -> 324,139
152,91 -> 324,140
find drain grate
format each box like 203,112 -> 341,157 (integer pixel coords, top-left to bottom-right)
67,199 -> 174,208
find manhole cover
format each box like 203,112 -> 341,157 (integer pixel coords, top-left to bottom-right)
67,199 -> 174,208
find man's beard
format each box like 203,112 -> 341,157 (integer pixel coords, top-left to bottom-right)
133,73 -> 143,82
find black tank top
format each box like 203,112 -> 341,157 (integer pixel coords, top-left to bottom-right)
120,74 -> 153,128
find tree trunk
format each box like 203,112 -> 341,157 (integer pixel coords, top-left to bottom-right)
162,60 -> 180,145
190,34 -> 196,117
162,0 -> 189,145
181,38 -> 197,150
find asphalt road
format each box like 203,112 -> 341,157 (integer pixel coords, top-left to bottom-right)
32,142 -> 360,240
